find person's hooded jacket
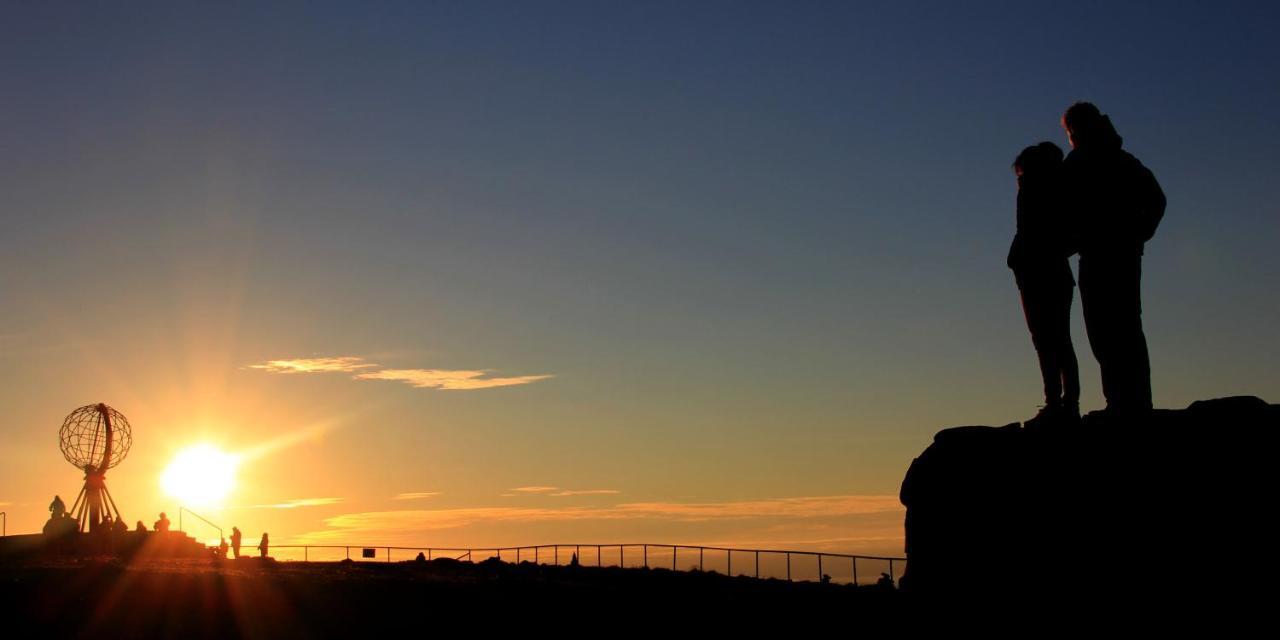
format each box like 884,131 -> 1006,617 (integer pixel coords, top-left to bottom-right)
1062,116 -> 1166,257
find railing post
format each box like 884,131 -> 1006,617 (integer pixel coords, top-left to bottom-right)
852,558 -> 858,586
818,554 -> 823,582
673,546 -> 677,571
787,553 -> 791,581
305,546 -> 308,562
755,551 -> 759,579
555,545 -> 559,565
428,548 -> 432,561
700,547 -> 704,571
643,544 -> 647,568
517,547 -> 521,563
386,547 -> 390,563
597,545 -> 601,567
346,546 -> 350,560
727,550 -> 731,576
888,559 -> 895,584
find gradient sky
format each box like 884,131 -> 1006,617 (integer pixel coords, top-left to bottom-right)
2,1 -> 1277,567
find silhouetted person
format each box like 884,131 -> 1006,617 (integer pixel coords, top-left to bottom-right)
135,520 -> 146,532
155,512 -> 171,533
112,517 -> 127,535
49,495 -> 66,519
257,532 -> 269,558
1008,141 -> 1081,426
415,551 -> 427,562
1061,102 -> 1165,414
219,537 -> 230,559
231,526 -> 243,558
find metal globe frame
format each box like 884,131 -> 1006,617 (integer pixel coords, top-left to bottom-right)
59,403 -> 132,532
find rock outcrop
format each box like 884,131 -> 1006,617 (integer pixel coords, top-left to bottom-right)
900,396 -> 1277,600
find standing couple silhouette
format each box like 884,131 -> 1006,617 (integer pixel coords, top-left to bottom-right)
1008,102 -> 1166,427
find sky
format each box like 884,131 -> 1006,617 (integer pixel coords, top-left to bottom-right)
2,1 -> 1278,568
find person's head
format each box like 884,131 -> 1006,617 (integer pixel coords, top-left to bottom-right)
1061,101 -> 1120,150
159,512 -> 166,518
1013,141 -> 1063,181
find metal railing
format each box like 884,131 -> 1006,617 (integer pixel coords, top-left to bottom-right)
177,507 -> 223,542
267,543 -> 905,586
1,512 -> 5,537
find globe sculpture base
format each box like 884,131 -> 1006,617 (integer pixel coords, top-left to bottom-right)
69,468 -> 122,533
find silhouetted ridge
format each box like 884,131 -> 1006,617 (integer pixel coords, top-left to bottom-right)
899,396 -> 1277,602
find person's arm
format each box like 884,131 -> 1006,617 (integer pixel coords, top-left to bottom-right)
1136,163 -> 1166,242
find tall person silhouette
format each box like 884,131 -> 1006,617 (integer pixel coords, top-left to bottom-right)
1061,103 -> 1165,414
1008,142 -> 1080,426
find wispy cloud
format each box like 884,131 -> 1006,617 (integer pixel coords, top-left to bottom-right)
393,492 -> 441,501
506,486 -> 620,497
295,495 -> 904,544
250,355 -> 553,391
354,369 -> 553,390
242,497 -> 343,509
249,357 -> 375,374
510,486 -> 560,494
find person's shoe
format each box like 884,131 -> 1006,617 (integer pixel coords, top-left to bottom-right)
1024,402 -> 1077,431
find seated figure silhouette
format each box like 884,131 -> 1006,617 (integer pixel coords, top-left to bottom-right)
49,495 -> 66,519
135,520 -> 146,533
1061,102 -> 1165,414
257,532 -> 269,558
154,512 -> 171,533
1008,141 -> 1081,426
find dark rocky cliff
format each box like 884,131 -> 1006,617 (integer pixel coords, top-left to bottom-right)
899,396 -> 1277,600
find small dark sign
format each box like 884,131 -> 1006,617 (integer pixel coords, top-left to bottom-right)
362,548 -> 376,558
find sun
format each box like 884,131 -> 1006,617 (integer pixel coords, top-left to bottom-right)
160,444 -> 239,509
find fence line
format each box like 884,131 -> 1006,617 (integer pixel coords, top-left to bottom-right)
265,543 -> 905,586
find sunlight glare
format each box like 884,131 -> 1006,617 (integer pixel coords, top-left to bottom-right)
160,444 -> 239,508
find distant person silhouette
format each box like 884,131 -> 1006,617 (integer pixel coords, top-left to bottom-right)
155,512 -> 171,533
219,537 -> 230,559
135,520 -> 146,533
1008,141 -> 1081,426
1061,102 -> 1165,414
257,532 -> 269,558
49,495 -> 66,519
231,526 -> 243,558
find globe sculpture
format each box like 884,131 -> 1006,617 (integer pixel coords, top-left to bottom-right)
59,403 -> 132,532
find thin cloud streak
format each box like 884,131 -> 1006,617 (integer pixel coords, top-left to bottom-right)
355,369 -> 553,390
393,492 -> 442,501
249,357 -> 375,374
505,487 -> 620,497
242,497 -> 343,509
296,495 -> 903,543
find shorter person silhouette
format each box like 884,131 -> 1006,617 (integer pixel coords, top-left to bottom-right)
1008,141 -> 1081,427
231,526 -> 243,558
135,520 -> 146,533
154,512 -> 171,533
219,537 -> 229,559
257,532 -> 269,558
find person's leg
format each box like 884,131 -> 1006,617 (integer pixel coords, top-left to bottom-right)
1078,256 -> 1119,408
1081,254 -> 1151,412
1113,254 -> 1152,410
1054,283 -> 1081,410
1021,285 -> 1062,406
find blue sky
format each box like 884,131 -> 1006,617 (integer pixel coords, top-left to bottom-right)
1,1 -> 1277,551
